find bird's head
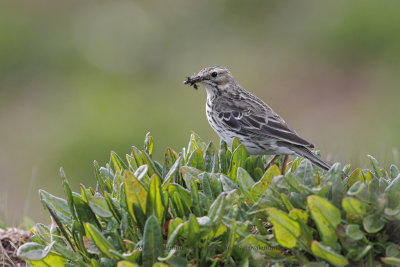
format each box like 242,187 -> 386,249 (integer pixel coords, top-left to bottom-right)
184,66 -> 237,95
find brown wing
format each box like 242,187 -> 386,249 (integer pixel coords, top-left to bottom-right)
214,94 -> 314,148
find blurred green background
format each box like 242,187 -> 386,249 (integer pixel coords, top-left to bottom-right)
1,0 -> 400,225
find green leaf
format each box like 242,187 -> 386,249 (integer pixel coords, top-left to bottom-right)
365,170 -> 373,184
368,155 -> 385,178
126,154 -> 138,172
17,241 -> 55,261
342,197 -> 367,216
94,160 -> 110,193
231,137 -> 241,152
142,151 -> 161,177
307,195 -> 341,246
237,167 -> 255,195
124,170 -> 147,225
117,261 -> 139,267
363,214 -> 385,233
346,245 -> 372,262
219,140 -> 229,174
168,183 -> 192,208
144,132 -> 154,156
164,147 -> 178,171
219,174 -> 238,191
291,158 -> 300,172
187,148 -> 205,171
204,142 -> 219,173
84,223 -> 116,258
167,218 -> 184,237
208,193 -> 226,225
131,146 -> 144,166
170,193 -> 185,218
381,257 -> 400,265
190,179 -> 201,216
143,215 -> 163,267
346,224 -> 364,241
253,167 -> 264,181
180,166 -> 202,191
385,174 -> 400,209
224,219 -> 237,260
146,174 -> 165,224
250,165 -> 280,200
104,192 -> 121,222
238,235 -> 283,256
162,156 -> 181,191
39,190 -> 71,225
285,173 -> 306,193
133,164 -> 149,181
311,240 -> 349,266
348,169 -> 364,187
347,181 -> 367,196
390,165 -> 400,179
88,194 -> 113,218
289,209 -> 309,225
386,243 -> 400,257
166,222 -> 185,248
295,159 -> 315,186
228,144 -> 248,180
188,214 -> 200,247
60,168 -> 77,222
111,151 -> 127,175
281,193 -> 294,212
267,207 -> 300,248
190,132 -> 207,153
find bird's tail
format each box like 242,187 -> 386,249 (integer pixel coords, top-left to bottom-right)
287,144 -> 332,171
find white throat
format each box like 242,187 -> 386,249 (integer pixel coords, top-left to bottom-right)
202,83 -> 216,96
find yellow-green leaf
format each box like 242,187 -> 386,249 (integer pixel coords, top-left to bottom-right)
88,195 -> 112,218
188,214 -> 200,247
146,175 -> 165,224
238,235 -> 282,256
143,215 -> 162,267
311,240 -> 348,266
307,195 -> 341,246
84,223 -> 116,259
228,144 -> 248,180
250,165 -> 280,200
117,261 -> 139,267
30,254 -> 67,267
111,151 -> 127,174
267,207 -> 301,248
187,148 -> 205,171
124,170 -> 147,224
381,257 -> 400,265
289,209 -> 308,224
348,169 -> 364,187
342,197 -> 367,216
144,132 -> 154,156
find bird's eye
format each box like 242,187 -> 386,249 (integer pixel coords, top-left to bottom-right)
211,72 -> 218,78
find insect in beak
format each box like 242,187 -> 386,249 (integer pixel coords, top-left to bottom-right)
184,75 -> 203,90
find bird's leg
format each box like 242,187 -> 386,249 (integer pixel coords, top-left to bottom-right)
281,155 -> 289,175
265,155 -> 279,171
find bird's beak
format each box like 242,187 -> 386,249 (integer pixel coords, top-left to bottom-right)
184,75 -> 204,84
183,74 -> 205,90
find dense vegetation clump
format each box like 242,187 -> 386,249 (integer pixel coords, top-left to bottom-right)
17,133 -> 400,266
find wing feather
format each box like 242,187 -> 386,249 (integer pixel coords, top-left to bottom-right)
215,95 -> 314,148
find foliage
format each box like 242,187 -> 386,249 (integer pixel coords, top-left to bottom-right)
17,133 -> 400,266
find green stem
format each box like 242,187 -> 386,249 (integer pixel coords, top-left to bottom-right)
367,249 -> 374,267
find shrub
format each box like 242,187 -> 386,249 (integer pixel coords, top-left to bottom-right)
17,133 -> 400,266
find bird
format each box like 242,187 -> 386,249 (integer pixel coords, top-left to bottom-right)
183,66 -> 332,173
